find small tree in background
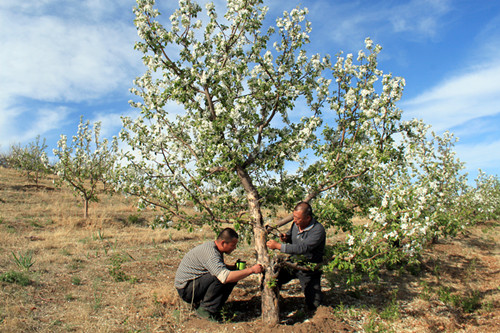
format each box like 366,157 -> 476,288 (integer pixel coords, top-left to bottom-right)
460,170 -> 500,224
53,117 -> 118,218
7,135 -> 51,185
0,146 -> 9,168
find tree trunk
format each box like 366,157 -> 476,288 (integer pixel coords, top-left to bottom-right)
84,199 -> 89,219
236,166 -> 280,325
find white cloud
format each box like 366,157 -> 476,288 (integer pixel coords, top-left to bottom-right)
456,140 -> 500,173
26,108 -> 72,141
388,0 -> 450,36
93,108 -> 138,139
0,103 -> 24,149
299,0 -> 452,50
0,0 -> 141,150
0,13 -> 139,103
0,106 -> 70,148
401,60 -> 500,133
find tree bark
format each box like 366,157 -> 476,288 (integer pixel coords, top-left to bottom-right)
236,166 -> 280,325
84,199 -> 89,219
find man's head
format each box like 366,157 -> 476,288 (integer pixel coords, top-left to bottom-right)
293,202 -> 313,231
215,228 -> 239,254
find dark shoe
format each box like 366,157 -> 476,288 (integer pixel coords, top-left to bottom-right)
195,307 -> 218,322
305,303 -> 320,315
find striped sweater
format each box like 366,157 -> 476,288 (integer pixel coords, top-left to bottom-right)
174,241 -> 231,289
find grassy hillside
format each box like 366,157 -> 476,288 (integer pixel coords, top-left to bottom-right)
0,167 -> 498,332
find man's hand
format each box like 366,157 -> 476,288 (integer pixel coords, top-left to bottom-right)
279,233 -> 290,243
226,263 -> 264,283
266,239 -> 281,250
251,264 -> 263,274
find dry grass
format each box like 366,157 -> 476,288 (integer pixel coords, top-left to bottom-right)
0,167 -> 499,332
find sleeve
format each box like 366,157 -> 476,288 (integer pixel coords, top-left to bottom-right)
280,224 -> 325,255
204,247 -> 231,283
284,224 -> 293,244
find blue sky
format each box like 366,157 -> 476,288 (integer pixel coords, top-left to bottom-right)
1,0 -> 499,182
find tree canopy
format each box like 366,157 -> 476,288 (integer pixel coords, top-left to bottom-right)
117,0 -> 477,324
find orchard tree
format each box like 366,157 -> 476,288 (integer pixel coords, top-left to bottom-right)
118,0 -> 466,324
53,117 -> 118,218
0,150 -> 7,168
8,135 -> 50,185
461,170 -> 500,223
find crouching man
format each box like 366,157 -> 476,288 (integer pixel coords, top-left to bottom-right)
175,227 -> 263,320
266,202 -> 326,312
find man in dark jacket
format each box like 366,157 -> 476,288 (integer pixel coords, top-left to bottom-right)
267,202 -> 326,311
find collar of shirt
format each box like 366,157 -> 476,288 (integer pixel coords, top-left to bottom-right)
297,218 -> 316,234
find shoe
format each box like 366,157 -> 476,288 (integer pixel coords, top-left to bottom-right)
195,307 -> 218,322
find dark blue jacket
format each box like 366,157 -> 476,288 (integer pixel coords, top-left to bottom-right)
281,218 -> 326,263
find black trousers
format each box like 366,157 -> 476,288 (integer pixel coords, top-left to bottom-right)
177,273 -> 237,314
277,267 -> 323,310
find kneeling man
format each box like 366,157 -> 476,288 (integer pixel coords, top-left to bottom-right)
175,228 -> 263,320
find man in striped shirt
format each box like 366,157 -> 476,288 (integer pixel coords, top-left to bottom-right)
175,228 -> 263,320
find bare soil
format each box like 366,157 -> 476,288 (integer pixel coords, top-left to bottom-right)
0,167 -> 498,332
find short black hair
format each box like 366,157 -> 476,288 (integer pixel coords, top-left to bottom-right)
294,201 -> 313,217
217,228 -> 239,242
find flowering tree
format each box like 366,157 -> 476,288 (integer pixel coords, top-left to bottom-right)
8,135 -> 51,185
325,124 -> 469,285
118,0 -> 467,324
461,170 -> 500,224
53,117 -> 118,218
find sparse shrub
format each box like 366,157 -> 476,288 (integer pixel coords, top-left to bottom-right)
108,253 -> 136,283
363,308 -> 393,333
29,219 -> 43,229
438,286 -> 459,305
379,293 -> 400,321
406,262 -> 423,276
419,281 -> 432,301
69,258 -> 85,270
150,293 -> 166,318
437,287 -> 483,313
0,270 -> 31,286
91,278 -> 103,311
12,250 -> 35,271
127,213 -> 145,225
5,225 -> 16,233
92,229 -> 106,241
93,290 -> 103,311
71,276 -> 82,285
220,304 -> 237,323
459,290 -> 482,313
109,264 -> 129,282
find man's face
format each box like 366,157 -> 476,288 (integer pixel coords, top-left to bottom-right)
221,238 -> 238,254
293,210 -> 312,230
